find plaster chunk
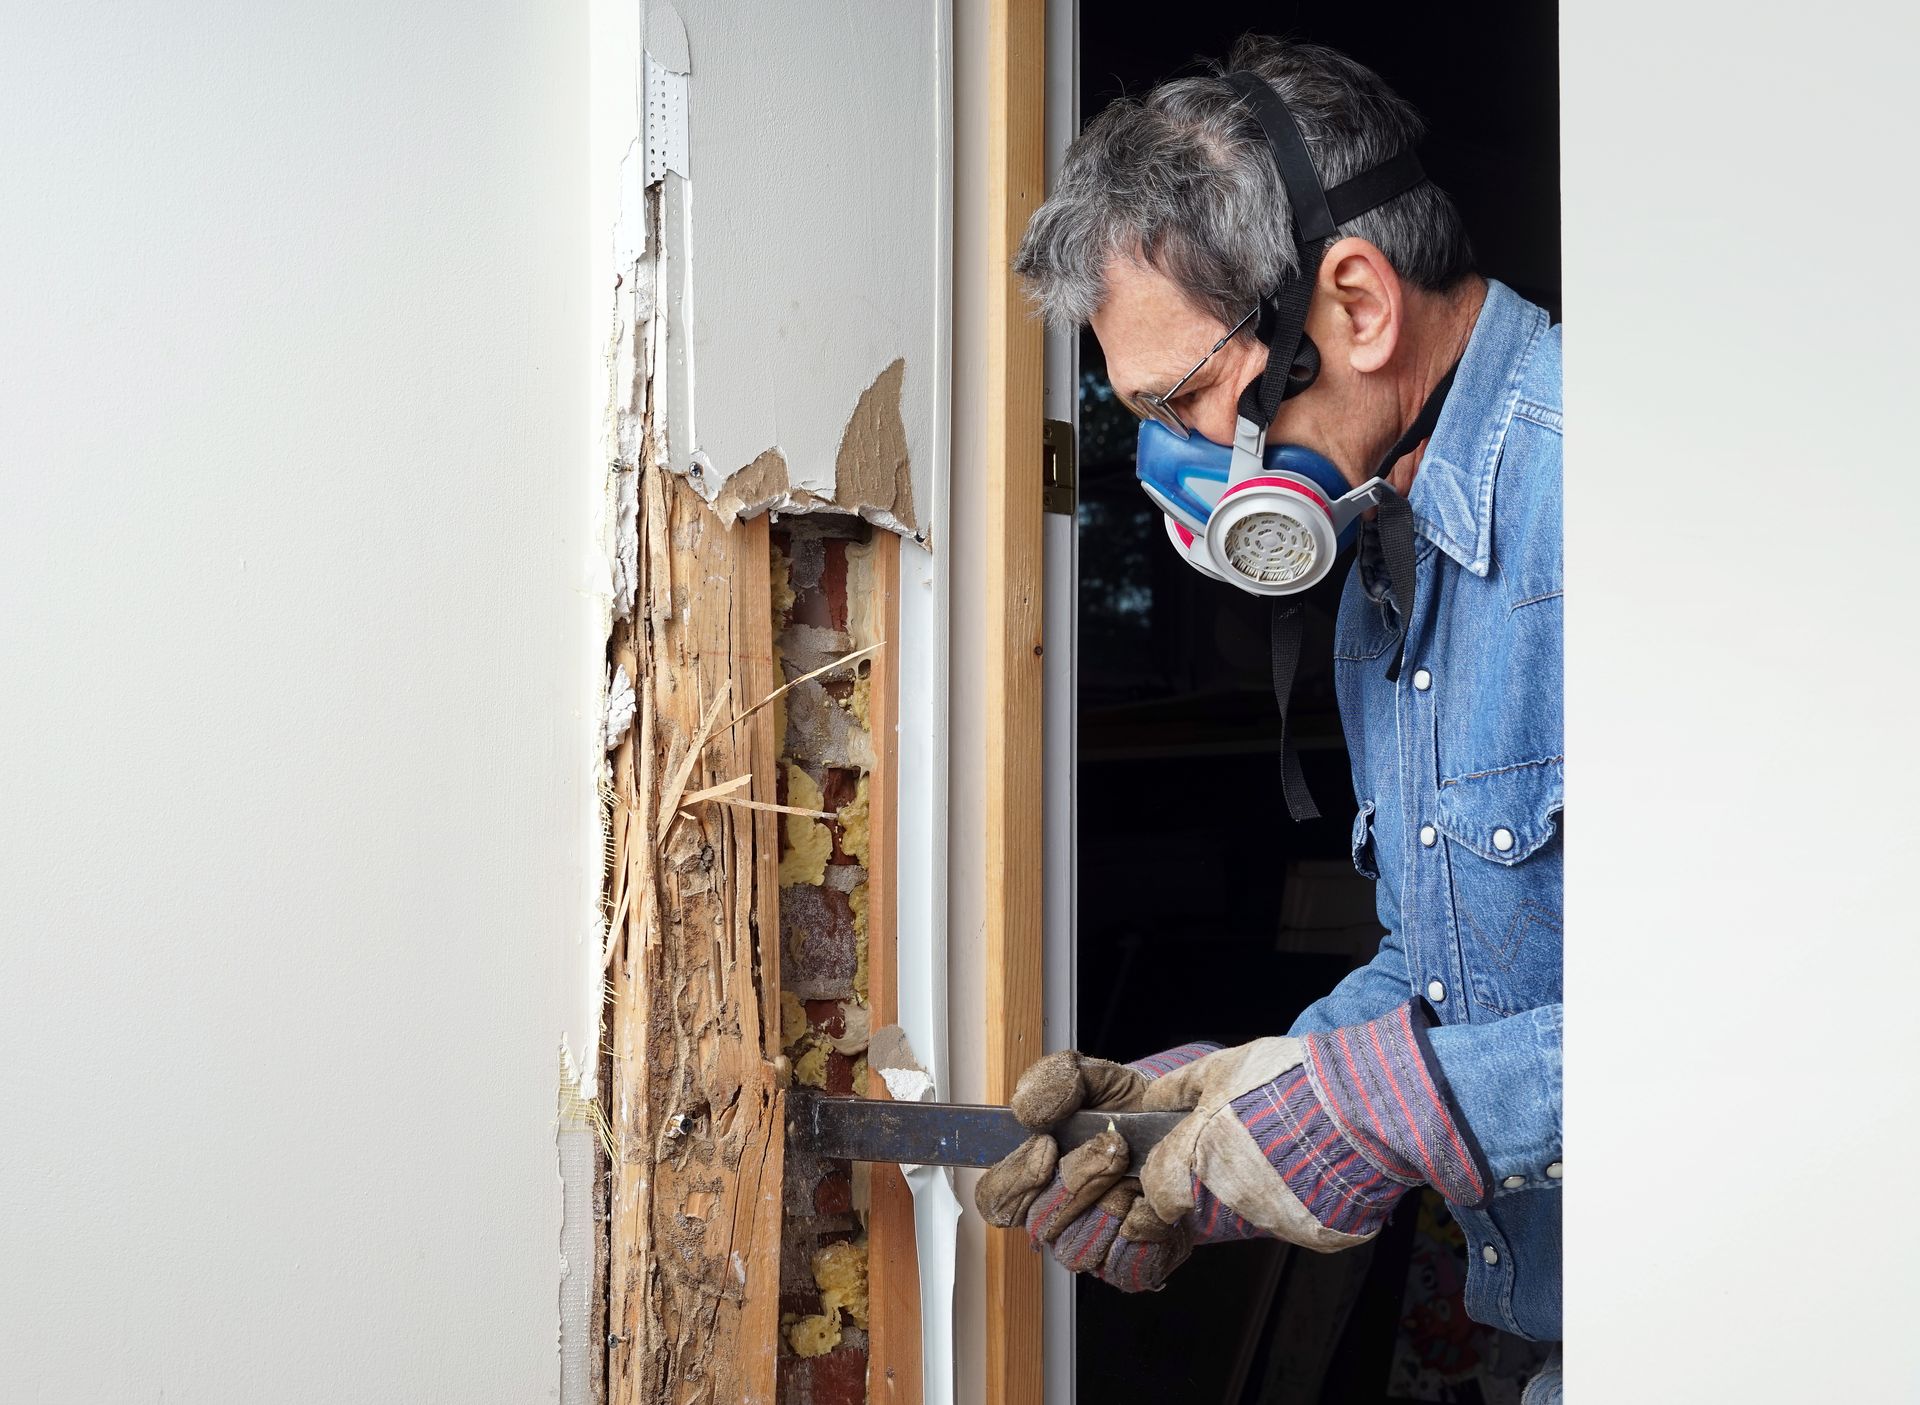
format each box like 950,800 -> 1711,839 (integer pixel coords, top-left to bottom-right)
828,1000 -> 871,1056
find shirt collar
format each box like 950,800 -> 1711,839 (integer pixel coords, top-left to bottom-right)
1406,279 -> 1549,577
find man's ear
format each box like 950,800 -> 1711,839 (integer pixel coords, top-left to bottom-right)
1318,237 -> 1402,374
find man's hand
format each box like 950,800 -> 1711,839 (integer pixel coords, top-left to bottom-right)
973,1044 -> 1218,1292
976,1004 -> 1491,1291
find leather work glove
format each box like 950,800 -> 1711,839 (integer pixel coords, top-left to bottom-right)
978,1004 -> 1491,1290
974,1042 -> 1222,1292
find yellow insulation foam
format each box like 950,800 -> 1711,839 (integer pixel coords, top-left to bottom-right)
849,881 -> 869,1004
791,1040 -> 830,1089
839,774 -> 871,867
780,990 -> 809,1052
784,1311 -> 841,1358
779,761 -> 831,887
813,1239 -> 870,1331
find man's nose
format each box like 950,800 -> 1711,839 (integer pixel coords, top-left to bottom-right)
1187,389 -> 1242,447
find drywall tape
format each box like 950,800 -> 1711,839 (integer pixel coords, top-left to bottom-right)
643,52 -> 689,183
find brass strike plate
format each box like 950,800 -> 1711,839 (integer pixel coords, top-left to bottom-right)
1041,418 -> 1076,516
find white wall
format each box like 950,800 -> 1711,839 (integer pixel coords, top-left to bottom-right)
1563,2 -> 1920,1397
0,5 -> 599,1401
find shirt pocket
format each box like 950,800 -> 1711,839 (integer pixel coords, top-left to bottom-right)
1434,761 -> 1564,1015
1436,587 -> 1562,782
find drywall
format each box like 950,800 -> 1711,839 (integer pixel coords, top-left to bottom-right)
650,0 -> 945,538
1562,2 -> 1920,1398
0,4 -> 601,1400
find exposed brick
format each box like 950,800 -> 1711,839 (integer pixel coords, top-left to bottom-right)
774,517 -> 879,1405
782,884 -> 859,1000
824,1050 -> 856,1097
814,1165 -> 854,1216
820,765 -> 863,815
810,1346 -> 869,1405
818,538 -> 851,631
805,999 -> 848,1040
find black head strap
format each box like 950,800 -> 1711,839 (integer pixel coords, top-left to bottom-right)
1225,71 -> 1439,826
1223,71 -> 1428,428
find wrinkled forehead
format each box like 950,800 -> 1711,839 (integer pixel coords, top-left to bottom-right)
1092,256 -> 1229,397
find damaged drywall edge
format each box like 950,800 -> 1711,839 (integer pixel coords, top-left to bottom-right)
707,358 -> 926,541
640,2 -> 933,542
575,3 -> 653,1401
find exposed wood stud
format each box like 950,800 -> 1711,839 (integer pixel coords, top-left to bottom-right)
984,0 -> 1048,1402
864,531 -> 924,1405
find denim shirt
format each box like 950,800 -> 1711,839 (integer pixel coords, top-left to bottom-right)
1289,280 -> 1564,1342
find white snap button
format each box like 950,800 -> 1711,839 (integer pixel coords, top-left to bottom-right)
1492,827 -> 1515,852
1482,1244 -> 1499,1266
1545,1161 -> 1563,1180
1502,1175 -> 1526,1190
1419,824 -> 1438,848
1412,668 -> 1432,692
1427,979 -> 1446,1003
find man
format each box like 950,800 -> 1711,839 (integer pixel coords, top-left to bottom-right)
976,36 -> 1564,1397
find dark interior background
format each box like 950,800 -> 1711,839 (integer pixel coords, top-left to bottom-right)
1073,6 -> 1560,1403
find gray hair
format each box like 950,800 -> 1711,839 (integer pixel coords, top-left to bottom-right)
1013,37 -> 1474,331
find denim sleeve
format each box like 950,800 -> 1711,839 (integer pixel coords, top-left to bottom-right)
1287,878 -> 1414,1037
1426,1002 -> 1563,1191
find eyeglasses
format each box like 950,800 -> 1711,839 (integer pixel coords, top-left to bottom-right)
1116,304 -> 1261,440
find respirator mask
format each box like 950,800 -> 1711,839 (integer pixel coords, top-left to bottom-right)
1137,420 -> 1390,594
1130,71 -> 1456,819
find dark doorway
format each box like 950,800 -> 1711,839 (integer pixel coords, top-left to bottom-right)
1072,6 -> 1560,1403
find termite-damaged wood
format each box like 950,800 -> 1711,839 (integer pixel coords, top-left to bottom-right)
606,465 -> 784,1405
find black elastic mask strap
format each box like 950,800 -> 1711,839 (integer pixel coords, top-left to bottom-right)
1372,362 -> 1459,683
1270,362 -> 1461,823
1223,71 -> 1429,432
1237,239 -> 1330,427
1270,599 -> 1319,822
1223,70 -> 1436,824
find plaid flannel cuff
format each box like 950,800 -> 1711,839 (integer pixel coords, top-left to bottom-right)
1126,1041 -> 1223,1079
1301,1002 -> 1491,1207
